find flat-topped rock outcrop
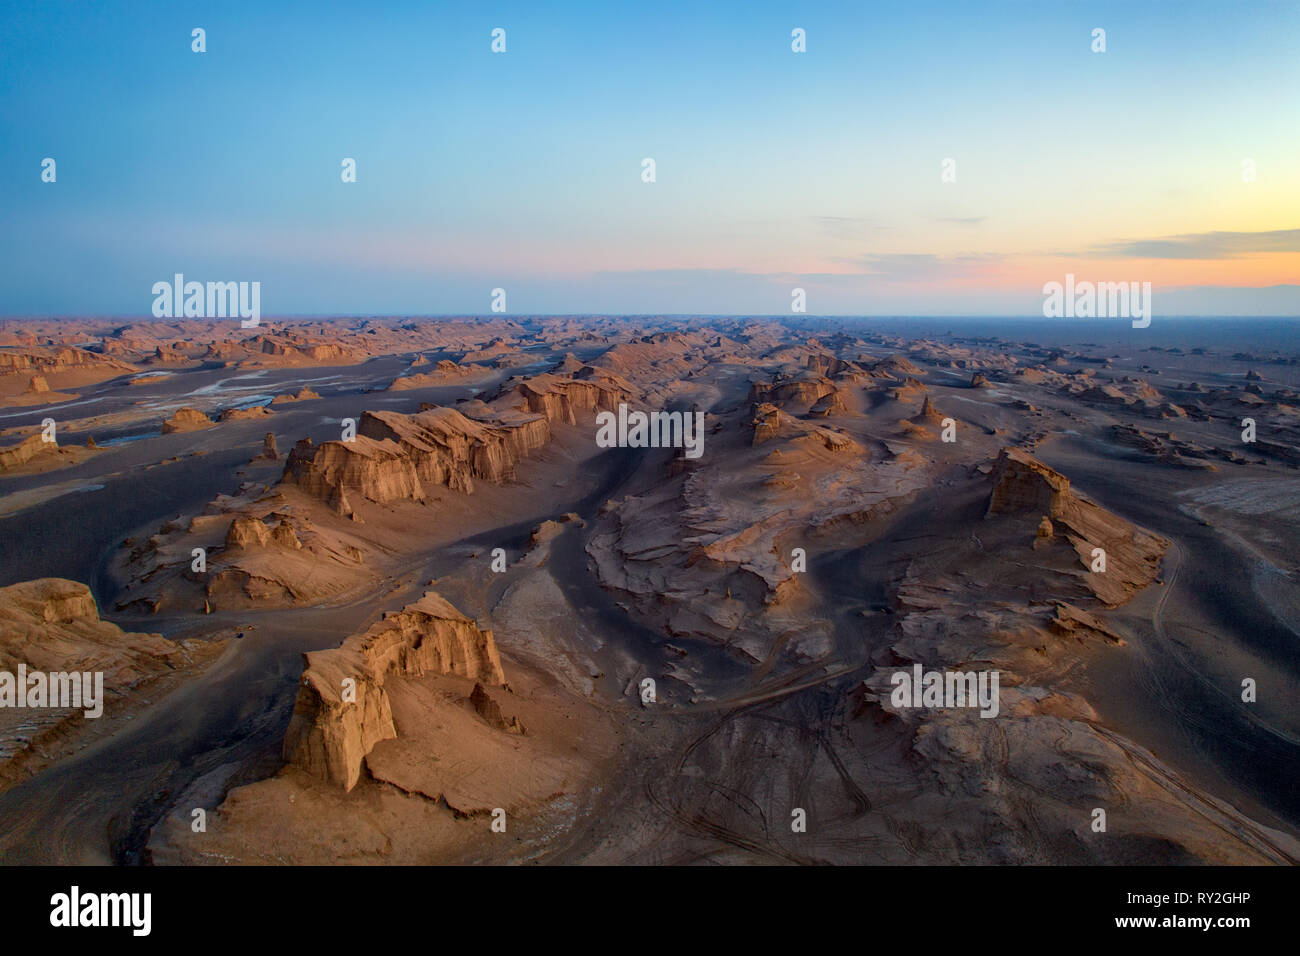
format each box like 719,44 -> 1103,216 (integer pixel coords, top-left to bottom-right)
282,591 -> 506,790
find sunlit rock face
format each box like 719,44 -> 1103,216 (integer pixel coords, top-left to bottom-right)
282,591 -> 505,791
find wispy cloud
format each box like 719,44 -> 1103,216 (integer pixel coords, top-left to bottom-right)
812,216 -> 886,240
837,252 -> 1007,281
931,216 -> 988,226
1092,229 -> 1300,260
592,267 -> 770,285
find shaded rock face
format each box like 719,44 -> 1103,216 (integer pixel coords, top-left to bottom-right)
1110,424 -> 1220,469
872,355 -> 924,378
886,376 -> 929,403
262,432 -> 279,460
271,520 -> 301,549
528,513 -> 582,547
281,432 -> 426,514
751,403 -> 782,445
749,402 -> 855,451
470,682 -> 525,734
161,407 -> 213,434
1079,384 -> 1130,405
1048,602 -> 1124,643
224,516 -> 301,551
362,408 -> 549,487
256,337 -> 346,363
986,447 -> 1071,518
916,396 -> 946,423
151,344 -> 187,364
806,353 -> 857,377
0,578 -> 215,791
225,516 -> 271,549
280,406 -> 552,514
748,376 -> 835,410
282,592 -> 505,790
506,374 -> 628,425
202,342 -> 237,361
809,389 -> 847,417
1256,439 -> 1300,467
986,447 -> 1168,606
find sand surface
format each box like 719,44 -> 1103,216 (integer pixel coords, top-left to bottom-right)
0,315 -> 1297,865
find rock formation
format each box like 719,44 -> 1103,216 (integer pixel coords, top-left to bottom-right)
495,373 -> 628,424
282,408 -> 535,512
218,405 -> 272,422
986,447 -> 1167,605
470,682 -> 525,734
915,395 -> 946,423
987,447 -> 1071,518
280,384 -> 617,514
149,344 -> 187,364
282,591 -> 506,790
809,389 -> 847,417
388,360 -> 480,390
0,434 -> 58,473
225,516 -> 274,549
270,386 -> 321,404
748,374 -> 837,410
387,372 -> 439,390
120,499 -> 370,613
221,513 -> 300,552
0,579 -> 219,790
0,345 -> 132,380
161,407 -> 213,434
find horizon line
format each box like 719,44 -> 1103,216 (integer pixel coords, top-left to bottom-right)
4,313 -> 1300,322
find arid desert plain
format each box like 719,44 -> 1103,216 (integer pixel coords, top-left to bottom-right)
1,314 -> 1298,866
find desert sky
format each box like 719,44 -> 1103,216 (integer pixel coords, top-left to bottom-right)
1,0 -> 1297,316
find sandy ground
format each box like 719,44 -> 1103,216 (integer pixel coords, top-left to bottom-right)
0,316 -> 1297,865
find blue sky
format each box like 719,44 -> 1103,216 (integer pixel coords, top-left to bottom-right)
1,0 -> 1297,316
